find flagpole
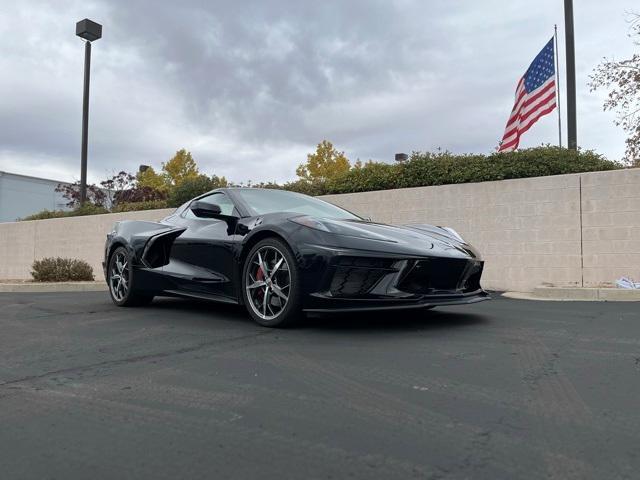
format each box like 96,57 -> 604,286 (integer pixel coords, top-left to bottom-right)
554,25 -> 562,148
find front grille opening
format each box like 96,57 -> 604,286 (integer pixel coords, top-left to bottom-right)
397,259 -> 481,294
326,256 -> 483,298
329,256 -> 396,297
336,256 -> 395,269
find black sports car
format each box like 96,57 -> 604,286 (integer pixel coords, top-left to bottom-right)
104,188 -> 489,327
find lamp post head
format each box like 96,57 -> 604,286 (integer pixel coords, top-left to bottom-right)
76,19 -> 102,42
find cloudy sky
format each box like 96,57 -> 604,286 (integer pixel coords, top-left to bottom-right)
0,0 -> 636,185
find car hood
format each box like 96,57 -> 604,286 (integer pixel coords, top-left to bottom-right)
319,218 -> 481,260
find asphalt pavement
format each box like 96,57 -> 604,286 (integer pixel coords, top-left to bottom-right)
1,292 -> 639,479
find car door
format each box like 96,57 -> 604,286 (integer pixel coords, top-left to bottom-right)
163,192 -> 241,301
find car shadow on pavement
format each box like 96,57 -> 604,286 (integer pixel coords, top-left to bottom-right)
301,308 -> 489,332
142,298 -> 489,332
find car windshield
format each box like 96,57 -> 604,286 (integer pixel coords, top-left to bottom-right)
235,189 -> 361,220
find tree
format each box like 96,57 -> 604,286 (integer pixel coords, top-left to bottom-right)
137,166 -> 167,192
100,171 -> 136,206
137,149 -> 227,201
55,181 -> 106,208
115,186 -> 167,204
167,174 -> 229,207
296,140 -> 351,184
162,149 -> 199,186
589,14 -> 640,164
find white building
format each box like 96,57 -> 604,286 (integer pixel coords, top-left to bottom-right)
0,171 -> 71,223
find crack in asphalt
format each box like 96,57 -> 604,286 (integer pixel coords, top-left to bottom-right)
0,330 -> 273,388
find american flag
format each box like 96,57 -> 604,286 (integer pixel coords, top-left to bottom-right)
498,38 -> 557,152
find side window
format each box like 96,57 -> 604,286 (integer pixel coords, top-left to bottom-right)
183,193 -> 237,219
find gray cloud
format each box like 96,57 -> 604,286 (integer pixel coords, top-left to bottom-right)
0,0 -> 636,185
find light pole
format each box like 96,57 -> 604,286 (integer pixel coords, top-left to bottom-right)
75,18 -> 102,206
563,0 -> 577,150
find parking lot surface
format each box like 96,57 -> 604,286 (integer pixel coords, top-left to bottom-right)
1,292 -> 639,479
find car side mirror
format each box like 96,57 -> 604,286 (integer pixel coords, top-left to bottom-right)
190,201 -> 222,218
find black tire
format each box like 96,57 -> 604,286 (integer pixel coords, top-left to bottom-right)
107,246 -> 154,307
241,238 -> 302,327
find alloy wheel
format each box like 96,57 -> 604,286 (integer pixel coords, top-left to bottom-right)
245,246 -> 291,320
109,251 -> 130,302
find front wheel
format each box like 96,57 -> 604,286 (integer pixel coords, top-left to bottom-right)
107,246 -> 154,307
241,238 -> 302,327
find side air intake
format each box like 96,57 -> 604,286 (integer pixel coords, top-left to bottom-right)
141,228 -> 186,268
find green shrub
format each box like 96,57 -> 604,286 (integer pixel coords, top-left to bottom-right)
69,204 -> 110,216
31,258 -> 95,282
280,179 -> 328,196
18,146 -> 624,223
112,199 -> 169,212
167,175 -> 227,207
21,209 -> 69,221
22,204 -> 109,221
324,146 -> 622,194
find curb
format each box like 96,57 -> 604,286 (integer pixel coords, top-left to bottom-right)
0,282 -> 108,293
502,287 -> 640,302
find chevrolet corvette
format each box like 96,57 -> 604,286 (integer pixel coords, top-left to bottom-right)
104,188 -> 489,327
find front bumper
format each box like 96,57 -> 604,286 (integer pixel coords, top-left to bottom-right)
297,244 -> 490,312
303,289 -> 490,312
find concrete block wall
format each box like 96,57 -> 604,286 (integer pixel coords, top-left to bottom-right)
580,169 -> 640,288
0,209 -> 173,281
1,169 -> 639,291
323,173 -> 584,292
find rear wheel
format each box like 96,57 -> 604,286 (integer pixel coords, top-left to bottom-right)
107,246 -> 154,307
241,238 -> 302,327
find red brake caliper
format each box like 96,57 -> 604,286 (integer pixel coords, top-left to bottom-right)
256,266 -> 265,301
